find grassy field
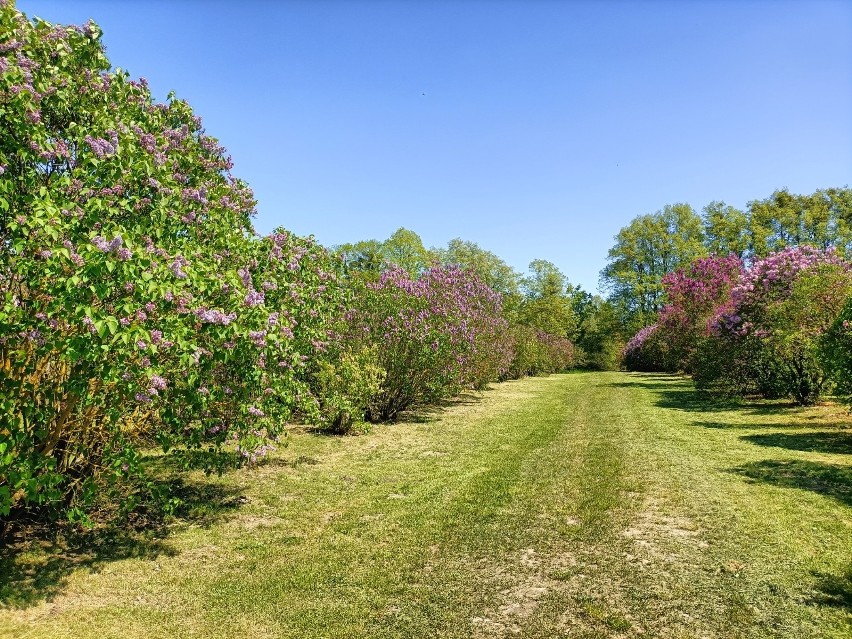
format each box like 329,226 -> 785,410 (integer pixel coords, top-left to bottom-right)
1,372 -> 851,638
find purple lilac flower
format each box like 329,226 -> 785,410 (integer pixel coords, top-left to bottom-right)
194,308 -> 236,325
244,289 -> 265,307
170,257 -> 188,279
82,316 -> 96,334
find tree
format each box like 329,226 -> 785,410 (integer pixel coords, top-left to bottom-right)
522,259 -> 567,298
337,239 -> 385,275
382,228 -> 434,276
517,260 -> 578,338
601,203 -> 706,329
749,188 -> 852,257
702,201 -> 750,259
336,227 -> 434,278
436,238 -> 520,298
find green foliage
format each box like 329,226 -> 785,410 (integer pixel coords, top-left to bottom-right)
503,325 -> 578,379
0,6 -> 342,518
338,228 -> 434,278
749,188 -> 852,257
336,239 -> 386,275
307,346 -> 384,434
522,259 -> 567,299
703,201 -> 750,259
692,336 -> 788,399
820,299 -> 852,401
601,203 -> 706,329
517,260 -> 579,337
571,295 -> 624,370
757,265 -> 852,404
518,294 -> 577,338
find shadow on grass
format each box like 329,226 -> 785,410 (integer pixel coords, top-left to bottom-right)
0,477 -> 245,609
731,459 -> 852,507
741,432 -> 852,455
608,374 -> 804,417
399,392 -> 484,425
695,420 -> 851,431
810,564 -> 852,612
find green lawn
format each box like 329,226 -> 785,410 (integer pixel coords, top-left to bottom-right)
1,372 -> 851,638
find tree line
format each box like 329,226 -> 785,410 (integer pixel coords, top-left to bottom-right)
609,188 -> 852,407
601,189 -> 852,332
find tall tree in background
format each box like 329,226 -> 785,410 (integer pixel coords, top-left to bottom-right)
383,228 -> 434,276
337,239 -> 386,275
337,227 -> 434,277
436,238 -> 520,297
601,203 -> 706,329
703,201 -> 751,259
749,188 -> 852,257
518,260 -> 579,338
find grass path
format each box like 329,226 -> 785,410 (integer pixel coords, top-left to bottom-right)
1,372 -> 851,638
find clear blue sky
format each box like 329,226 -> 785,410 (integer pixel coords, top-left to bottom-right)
17,0 -> 852,292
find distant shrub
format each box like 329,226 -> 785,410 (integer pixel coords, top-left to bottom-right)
503,325 -> 578,379
341,266 -> 510,421
622,324 -> 669,372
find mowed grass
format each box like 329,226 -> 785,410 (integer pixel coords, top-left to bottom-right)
1,372 -> 851,638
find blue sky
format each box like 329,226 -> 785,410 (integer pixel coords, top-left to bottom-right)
17,0 -> 852,292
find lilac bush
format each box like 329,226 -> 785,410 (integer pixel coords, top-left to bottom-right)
655,254 -> 742,372
711,246 -> 844,338
621,324 -> 668,372
704,246 -> 852,403
343,266 -> 511,421
0,5 -> 341,518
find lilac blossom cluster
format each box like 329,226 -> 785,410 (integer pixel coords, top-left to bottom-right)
713,246 -> 845,337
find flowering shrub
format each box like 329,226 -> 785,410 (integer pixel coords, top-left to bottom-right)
0,5 -> 341,518
657,254 -> 742,372
711,247 -> 844,338
819,301 -> 852,401
621,324 -> 668,372
503,325 -> 579,379
342,266 -> 511,421
702,247 -> 852,403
